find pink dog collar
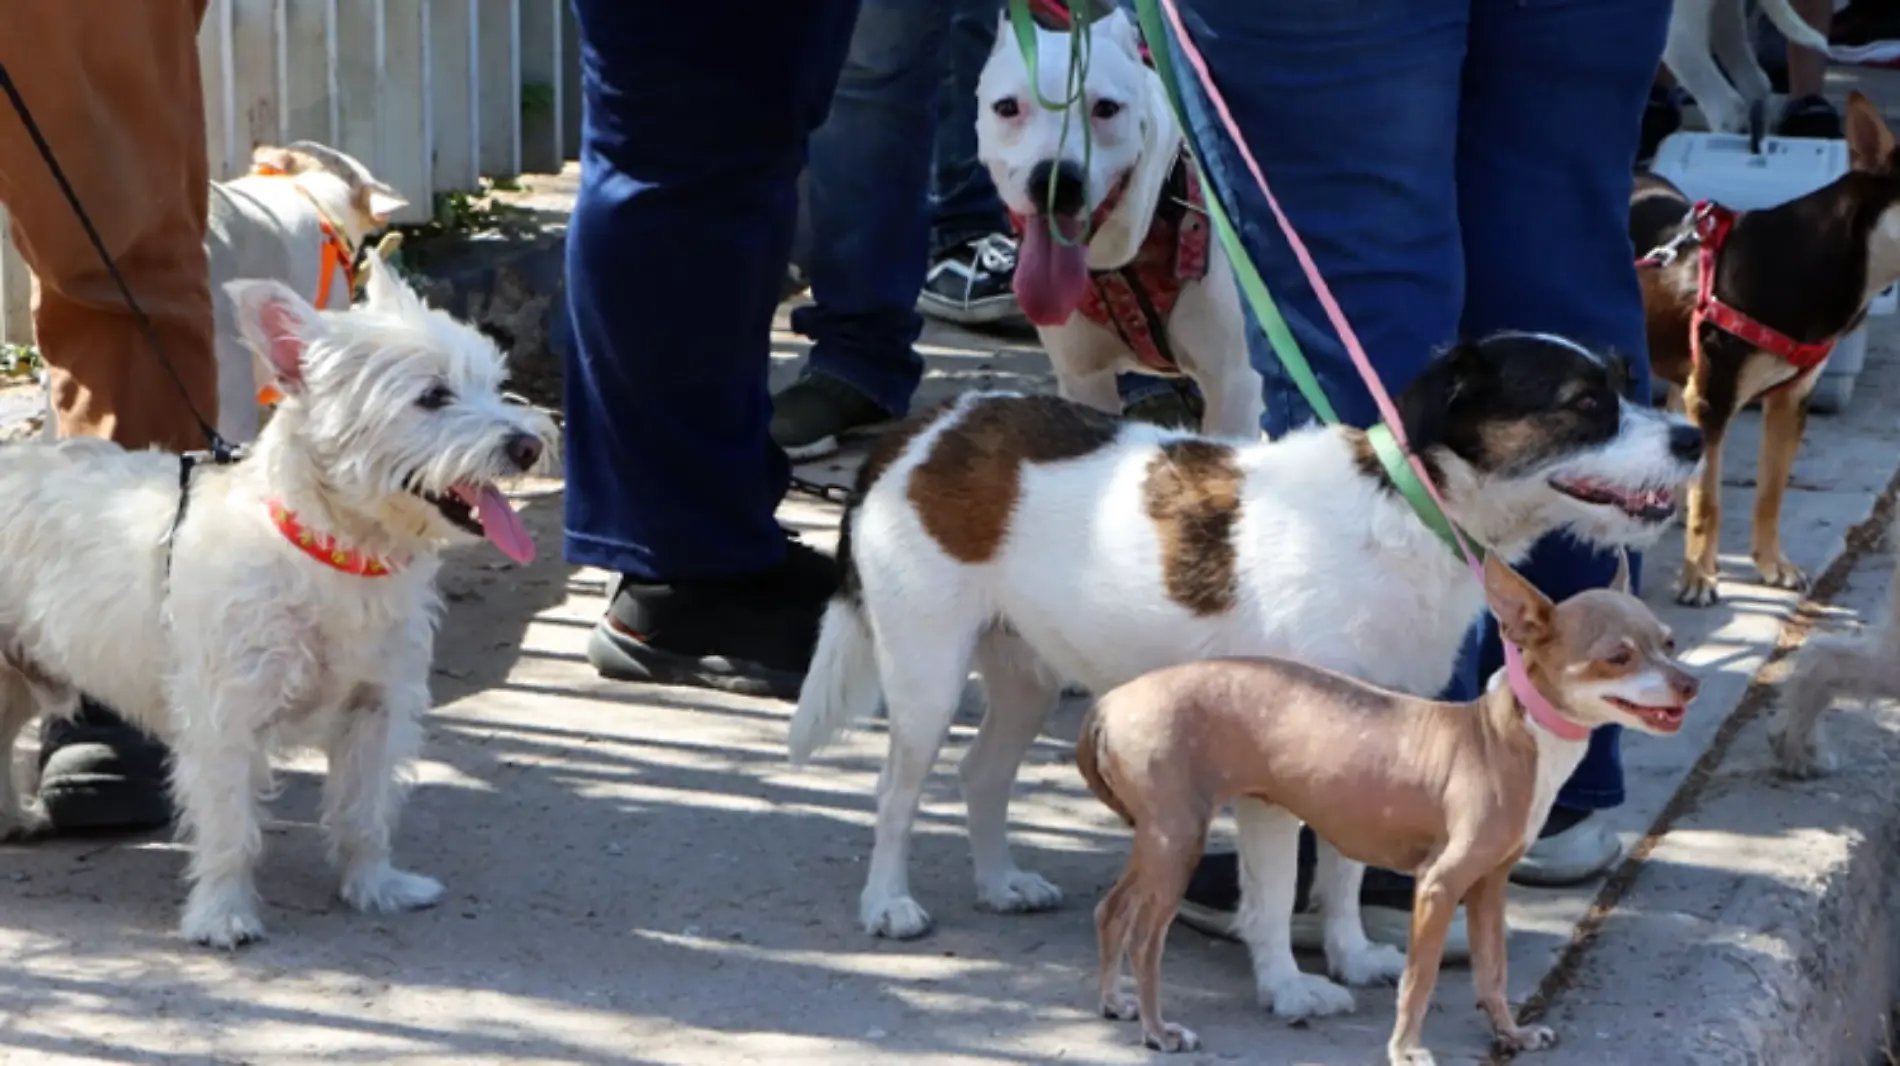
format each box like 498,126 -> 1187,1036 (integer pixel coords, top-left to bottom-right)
1504,642 -> 1590,742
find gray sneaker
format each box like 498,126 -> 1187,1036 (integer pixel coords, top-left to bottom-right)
770,373 -> 896,462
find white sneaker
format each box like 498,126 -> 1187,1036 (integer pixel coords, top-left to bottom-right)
1175,896 -> 1470,963
1511,816 -> 1623,887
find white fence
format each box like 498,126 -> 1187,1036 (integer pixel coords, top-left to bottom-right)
0,0 -> 583,346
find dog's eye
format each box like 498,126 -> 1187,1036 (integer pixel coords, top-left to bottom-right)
1569,392 -> 1602,414
993,97 -> 1020,119
416,385 -> 454,411
1092,99 -> 1123,120
1603,646 -> 1634,667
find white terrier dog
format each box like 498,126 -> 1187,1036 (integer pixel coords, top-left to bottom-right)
976,9 -> 1263,438
0,257 -> 556,949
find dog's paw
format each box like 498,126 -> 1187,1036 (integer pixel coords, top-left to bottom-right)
341,866 -> 445,914
1493,1024 -> 1557,1053
1768,726 -> 1838,780
1331,942 -> 1406,987
1754,554 -> 1808,592
976,868 -> 1062,914
1673,568 -> 1721,608
861,892 -> 934,939
1142,1022 -> 1200,1053
0,802 -> 52,843
1101,991 -> 1141,1021
180,903 -> 267,950
1259,971 -> 1355,1020
1387,1046 -> 1436,1066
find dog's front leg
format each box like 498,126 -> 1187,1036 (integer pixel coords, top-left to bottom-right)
172,688 -> 274,948
322,679 -> 443,915
1749,385 -> 1811,592
1386,852 -> 1479,1066
1234,800 -> 1356,1020
1466,865 -> 1554,1056
1314,837 -> 1404,987
1676,378 -> 1730,607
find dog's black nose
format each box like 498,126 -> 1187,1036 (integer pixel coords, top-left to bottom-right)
1024,159 -> 1088,217
505,432 -> 543,472
1667,423 -> 1704,463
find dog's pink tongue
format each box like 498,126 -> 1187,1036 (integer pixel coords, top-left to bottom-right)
1013,215 -> 1090,326
457,484 -> 534,563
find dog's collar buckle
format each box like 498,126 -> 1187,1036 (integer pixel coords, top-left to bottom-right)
268,500 -> 402,577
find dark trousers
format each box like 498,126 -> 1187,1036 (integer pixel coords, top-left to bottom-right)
562,0 -> 862,581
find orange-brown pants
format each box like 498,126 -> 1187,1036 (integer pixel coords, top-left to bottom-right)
0,0 -> 216,453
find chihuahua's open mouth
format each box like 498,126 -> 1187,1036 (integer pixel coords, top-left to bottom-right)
1550,476 -> 1677,524
1608,696 -> 1686,733
412,482 -> 535,563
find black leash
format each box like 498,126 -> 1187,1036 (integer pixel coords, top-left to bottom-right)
0,60 -> 239,570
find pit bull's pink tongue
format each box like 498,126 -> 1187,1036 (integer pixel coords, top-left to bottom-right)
1013,215 -> 1090,326
454,484 -> 534,563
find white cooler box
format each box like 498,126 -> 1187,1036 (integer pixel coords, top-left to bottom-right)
1645,131 -> 1897,413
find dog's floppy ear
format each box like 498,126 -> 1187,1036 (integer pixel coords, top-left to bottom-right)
1096,6 -> 1141,58
227,279 -> 323,393
1482,554 -> 1555,648
1845,91 -> 1896,174
1392,340 -> 1484,455
1083,64 -> 1180,267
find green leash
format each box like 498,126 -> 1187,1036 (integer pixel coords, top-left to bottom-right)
1003,0 -> 1473,559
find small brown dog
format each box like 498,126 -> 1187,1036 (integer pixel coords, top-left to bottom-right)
1633,91 -> 1900,608
1078,553 -> 1698,1063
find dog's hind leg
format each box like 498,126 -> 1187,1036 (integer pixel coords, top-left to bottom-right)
963,632 -> 1064,914
1663,0 -> 1750,132
0,667 -> 52,841
1315,836 -> 1405,987
1750,384 -> 1811,592
1709,0 -> 1776,114
1235,799 -> 1356,1020
322,680 -> 443,915
1769,613 -> 1900,778
859,621 -> 980,939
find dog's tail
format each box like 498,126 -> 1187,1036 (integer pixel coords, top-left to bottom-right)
788,596 -> 883,765
1075,704 -> 1136,827
1757,0 -> 1832,54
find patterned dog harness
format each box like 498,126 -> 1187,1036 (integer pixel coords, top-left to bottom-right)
1074,153 -> 1210,374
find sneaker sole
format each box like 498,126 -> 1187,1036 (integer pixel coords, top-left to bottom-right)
36,775 -> 174,834
587,624 -> 804,702
917,294 -> 1029,328
781,419 -> 898,464
1174,900 -> 1472,964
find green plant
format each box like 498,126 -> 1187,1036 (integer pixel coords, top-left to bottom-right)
520,81 -> 556,123
0,342 -> 40,379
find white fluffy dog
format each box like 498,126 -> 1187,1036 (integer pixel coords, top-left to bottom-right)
976,10 -> 1263,438
0,257 -> 556,949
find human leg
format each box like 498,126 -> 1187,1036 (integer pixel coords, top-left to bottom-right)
1456,0 -> 1671,885
0,0 -> 215,834
777,0 -> 947,461
1154,0 -> 1472,952
566,0 -> 857,697
1771,0 -> 1843,138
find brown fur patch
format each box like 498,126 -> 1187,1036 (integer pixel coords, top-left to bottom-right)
907,395 -> 1121,564
1143,440 -> 1243,616
1346,427 -> 1444,494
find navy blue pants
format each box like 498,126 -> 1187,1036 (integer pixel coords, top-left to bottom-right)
562,0 -> 862,581
1164,0 -> 1673,809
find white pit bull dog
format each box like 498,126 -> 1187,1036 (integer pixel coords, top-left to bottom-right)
975,9 -> 1263,438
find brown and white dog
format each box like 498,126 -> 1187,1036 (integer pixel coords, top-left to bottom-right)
1634,91 -> 1900,607
1078,552 -> 1698,1061
788,331 -> 1704,1020
207,141 -> 408,444
974,9 -> 1264,437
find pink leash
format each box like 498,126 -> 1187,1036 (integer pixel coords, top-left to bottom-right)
1153,0 -> 1589,742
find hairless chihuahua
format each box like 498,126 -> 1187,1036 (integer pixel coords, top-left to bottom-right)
1078,552 -> 1698,1063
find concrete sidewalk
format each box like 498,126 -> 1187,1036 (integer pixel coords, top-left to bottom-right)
4,298 -> 1900,1066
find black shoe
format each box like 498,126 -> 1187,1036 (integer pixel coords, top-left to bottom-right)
1121,380 -> 1206,430
586,535 -> 840,700
1777,94 -> 1845,140
917,233 -> 1028,328
36,698 -> 175,835
1175,833 -> 1471,960
770,373 -> 896,462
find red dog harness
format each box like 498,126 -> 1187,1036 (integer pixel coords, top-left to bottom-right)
1638,200 -> 1836,395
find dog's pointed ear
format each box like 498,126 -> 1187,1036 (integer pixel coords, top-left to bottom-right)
1609,548 -> 1632,595
1393,340 -> 1484,455
1096,6 -> 1141,58
1846,91 -> 1896,174
227,279 -> 322,393
1483,554 -> 1555,648
992,9 -> 1015,55
360,252 -> 421,312
364,181 -> 408,224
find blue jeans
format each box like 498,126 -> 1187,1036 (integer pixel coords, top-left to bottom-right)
561,0 -> 860,580
1163,0 -> 1671,810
